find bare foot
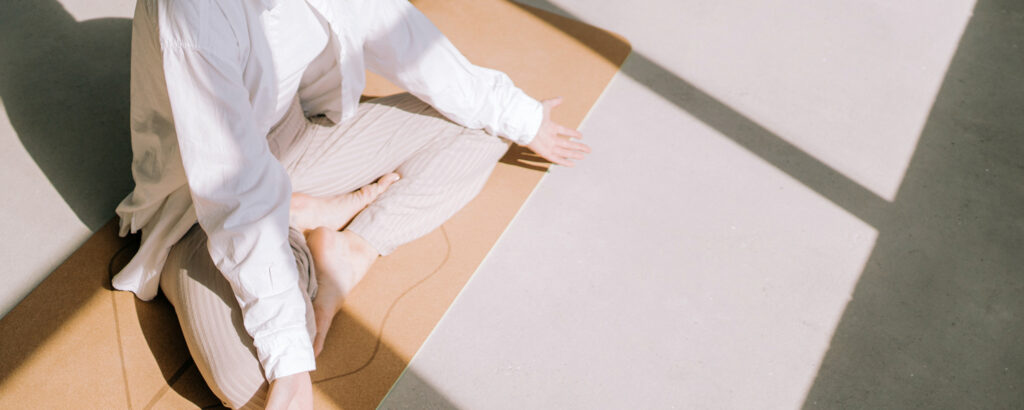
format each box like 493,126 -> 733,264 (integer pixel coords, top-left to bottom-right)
290,173 -> 401,233
305,228 -> 379,357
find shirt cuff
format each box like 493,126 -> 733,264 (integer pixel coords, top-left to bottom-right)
253,327 -> 317,381
506,96 -> 544,146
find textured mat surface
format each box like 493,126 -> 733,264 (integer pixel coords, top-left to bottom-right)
0,1 -> 629,408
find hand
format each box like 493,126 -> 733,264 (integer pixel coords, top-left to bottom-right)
266,371 -> 313,410
526,97 -> 591,167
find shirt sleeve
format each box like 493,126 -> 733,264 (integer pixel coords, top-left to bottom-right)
161,44 -> 315,382
361,0 -> 544,145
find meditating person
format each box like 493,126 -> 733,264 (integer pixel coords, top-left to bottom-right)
110,0 -> 589,408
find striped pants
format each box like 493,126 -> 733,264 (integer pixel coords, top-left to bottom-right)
159,93 -> 511,408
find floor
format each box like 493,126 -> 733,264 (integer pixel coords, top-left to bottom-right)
3,0 -> 1022,408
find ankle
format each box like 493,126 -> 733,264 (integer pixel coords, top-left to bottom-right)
340,230 -> 378,270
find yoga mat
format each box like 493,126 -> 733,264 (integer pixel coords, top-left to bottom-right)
0,1 -> 629,408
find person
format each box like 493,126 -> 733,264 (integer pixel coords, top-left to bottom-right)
111,0 -> 589,408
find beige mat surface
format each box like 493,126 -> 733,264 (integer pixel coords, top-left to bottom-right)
0,1 -> 629,408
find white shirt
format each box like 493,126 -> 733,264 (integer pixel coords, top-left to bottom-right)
113,0 -> 543,381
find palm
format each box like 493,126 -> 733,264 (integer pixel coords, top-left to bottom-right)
526,97 -> 591,167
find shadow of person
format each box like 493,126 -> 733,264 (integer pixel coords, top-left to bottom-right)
0,1 -> 216,404
108,235 -> 224,408
0,0 -> 134,231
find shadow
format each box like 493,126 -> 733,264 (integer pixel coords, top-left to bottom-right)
803,0 -> 1024,407
103,222 -> 460,408
512,0 -> 890,227
119,220 -> 462,409
0,0 -> 456,403
7,0 -> 1022,406
0,222 -> 123,390
129,218 -> 459,409
109,238 -> 225,408
0,0 -> 134,231
499,144 -> 552,172
308,224 -> 460,410
1,1 -> 621,408
376,370 -> 462,409
0,219 -> 458,409
515,0 -> 1024,407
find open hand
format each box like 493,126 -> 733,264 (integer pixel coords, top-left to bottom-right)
526,97 -> 591,167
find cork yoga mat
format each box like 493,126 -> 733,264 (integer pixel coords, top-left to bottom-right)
0,1 -> 630,408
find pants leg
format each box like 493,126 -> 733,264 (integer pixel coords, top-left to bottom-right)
160,225 -> 317,409
287,93 -> 512,254
347,124 -> 511,254
161,93 -> 509,407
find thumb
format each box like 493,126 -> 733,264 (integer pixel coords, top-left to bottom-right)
543,97 -> 563,111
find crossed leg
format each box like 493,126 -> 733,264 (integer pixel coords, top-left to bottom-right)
286,94 -> 512,356
163,94 -> 510,408
287,176 -> 397,356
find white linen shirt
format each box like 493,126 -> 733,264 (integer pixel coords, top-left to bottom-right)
113,0 -> 543,381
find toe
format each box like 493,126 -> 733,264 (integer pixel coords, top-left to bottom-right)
357,173 -> 401,205
379,172 -> 401,187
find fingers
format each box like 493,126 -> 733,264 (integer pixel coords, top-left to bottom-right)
537,133 -> 591,167
557,125 -> 583,140
556,147 -> 587,161
556,134 -> 591,157
564,139 -> 591,154
542,96 -> 564,111
535,97 -> 592,167
541,97 -> 582,140
548,156 -> 575,167
546,146 -> 584,167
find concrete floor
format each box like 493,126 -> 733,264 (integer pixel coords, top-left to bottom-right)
3,0 -> 1023,408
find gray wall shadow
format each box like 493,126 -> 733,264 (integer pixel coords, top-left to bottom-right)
0,0 -> 134,231
803,0 -> 1024,407
515,0 -> 1024,407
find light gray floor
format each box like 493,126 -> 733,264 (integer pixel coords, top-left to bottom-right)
3,0 -> 1022,409
381,0 -> 1024,408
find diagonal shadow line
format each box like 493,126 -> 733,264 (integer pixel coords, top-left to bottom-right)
512,0 -> 891,229
517,1 -> 1024,408
801,0 -> 1024,406
623,53 -> 892,227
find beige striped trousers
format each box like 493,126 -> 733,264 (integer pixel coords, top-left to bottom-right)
159,93 -> 511,408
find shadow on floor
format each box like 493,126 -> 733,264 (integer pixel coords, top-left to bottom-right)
499,144 -> 552,172
0,221 -> 459,409
804,1 -> 1024,407
0,1 -> 459,408
514,0 -> 1024,407
0,0 -> 134,231
123,225 -> 463,409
